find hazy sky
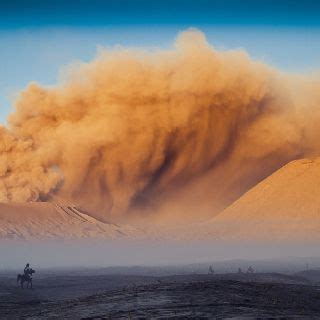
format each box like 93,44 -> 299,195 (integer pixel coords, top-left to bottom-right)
1,0 -> 320,123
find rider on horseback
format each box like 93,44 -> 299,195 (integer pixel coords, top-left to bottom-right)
17,263 -> 35,288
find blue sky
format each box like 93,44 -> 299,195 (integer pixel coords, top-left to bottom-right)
1,0 -> 320,123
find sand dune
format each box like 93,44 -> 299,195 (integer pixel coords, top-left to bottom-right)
1,158 -> 320,242
0,202 -> 143,240
199,158 -> 320,241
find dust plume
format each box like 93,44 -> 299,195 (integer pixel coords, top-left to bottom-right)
1,29 -> 320,223
0,127 -> 60,202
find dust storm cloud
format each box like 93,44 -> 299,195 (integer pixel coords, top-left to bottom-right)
1,29 -> 320,223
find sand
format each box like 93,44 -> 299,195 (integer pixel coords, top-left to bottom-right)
2,158 -> 320,243
0,202 -> 141,240
199,158 -> 320,241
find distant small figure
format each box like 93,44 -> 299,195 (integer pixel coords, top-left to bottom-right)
209,265 -> 214,274
24,263 -> 31,277
238,267 -> 243,274
17,263 -> 35,289
247,266 -> 254,273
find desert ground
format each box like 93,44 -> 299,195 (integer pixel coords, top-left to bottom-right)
1,268 -> 320,319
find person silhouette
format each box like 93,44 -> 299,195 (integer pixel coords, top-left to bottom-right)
24,263 -> 32,280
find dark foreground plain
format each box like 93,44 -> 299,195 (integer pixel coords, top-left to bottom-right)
1,272 -> 320,319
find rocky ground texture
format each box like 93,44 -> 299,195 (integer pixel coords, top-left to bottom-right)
1,273 -> 320,319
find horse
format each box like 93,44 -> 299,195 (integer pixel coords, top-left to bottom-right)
17,269 -> 35,289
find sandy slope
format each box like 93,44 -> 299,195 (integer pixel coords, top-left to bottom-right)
0,202 -> 143,240
199,158 -> 320,241
2,158 -> 320,241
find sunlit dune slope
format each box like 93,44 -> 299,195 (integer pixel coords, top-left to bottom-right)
0,202 -> 143,240
199,158 -> 320,241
